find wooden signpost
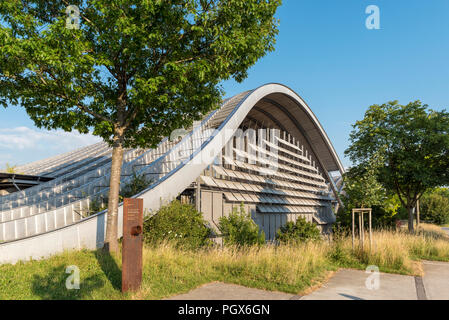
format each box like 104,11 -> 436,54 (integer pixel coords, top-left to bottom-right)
122,198 -> 144,293
352,208 -> 373,251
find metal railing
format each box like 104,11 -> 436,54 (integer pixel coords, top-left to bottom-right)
0,138 -> 175,220
0,143 -> 111,205
0,99 -> 233,242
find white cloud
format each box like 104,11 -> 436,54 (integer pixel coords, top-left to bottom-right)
0,127 -> 102,167
0,153 -> 13,170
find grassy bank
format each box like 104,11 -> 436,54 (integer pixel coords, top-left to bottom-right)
0,227 -> 448,300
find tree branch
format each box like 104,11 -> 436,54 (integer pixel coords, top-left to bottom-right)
38,66 -> 113,123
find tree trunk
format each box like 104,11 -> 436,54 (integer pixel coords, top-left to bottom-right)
104,137 -> 124,255
416,199 -> 420,227
407,205 -> 415,233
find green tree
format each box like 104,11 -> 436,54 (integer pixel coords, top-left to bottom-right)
0,0 -> 281,253
342,152 -> 386,208
345,101 -> 449,232
336,153 -> 400,231
420,188 -> 449,225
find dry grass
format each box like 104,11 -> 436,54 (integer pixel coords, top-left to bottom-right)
417,223 -> 449,239
140,241 -> 336,296
1,227 -> 448,299
140,228 -> 449,298
331,228 -> 449,274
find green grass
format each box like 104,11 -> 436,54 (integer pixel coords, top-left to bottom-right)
0,250 -> 123,300
1,228 -> 449,300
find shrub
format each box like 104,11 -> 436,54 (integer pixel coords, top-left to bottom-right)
85,196 -> 108,217
218,204 -> 265,247
420,192 -> 449,225
82,173 -> 152,217
143,201 -> 212,249
120,172 -> 152,200
276,217 -> 321,244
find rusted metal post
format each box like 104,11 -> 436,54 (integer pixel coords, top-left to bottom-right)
122,198 -> 144,293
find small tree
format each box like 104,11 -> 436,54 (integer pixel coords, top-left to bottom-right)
0,0 -> 281,253
346,101 -> 449,232
336,154 -> 399,231
342,152 -> 386,209
218,204 -> 265,247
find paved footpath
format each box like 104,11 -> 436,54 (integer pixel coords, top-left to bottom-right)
421,261 -> 449,300
167,261 -> 449,300
166,282 -> 299,300
300,269 -> 417,300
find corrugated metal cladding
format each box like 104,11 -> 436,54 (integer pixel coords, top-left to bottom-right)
197,128 -> 336,241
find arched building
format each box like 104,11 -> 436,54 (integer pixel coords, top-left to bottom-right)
0,84 -> 344,263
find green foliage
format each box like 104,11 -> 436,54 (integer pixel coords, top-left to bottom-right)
0,0 -> 281,249
82,172 -> 151,217
85,196 -> 108,217
0,0 -> 281,251
345,100 -> 449,231
433,187 -> 449,198
119,172 -> 152,201
335,200 -> 399,233
337,151 -> 400,231
420,189 -> 449,225
0,0 -> 281,148
276,217 -> 321,244
2,162 -> 18,173
342,152 -> 386,208
218,203 -> 265,247
375,195 -> 401,228
143,201 -> 212,250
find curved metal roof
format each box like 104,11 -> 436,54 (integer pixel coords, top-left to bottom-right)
214,83 -> 344,174
0,83 -> 345,263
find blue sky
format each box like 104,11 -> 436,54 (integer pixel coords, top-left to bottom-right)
1,0 -> 449,169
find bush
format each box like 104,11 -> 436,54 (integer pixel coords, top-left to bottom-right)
143,201 -> 212,249
420,192 -> 449,225
82,173 -> 152,217
120,172 -> 152,200
218,204 -> 265,247
85,196 -> 107,217
276,217 -> 321,243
